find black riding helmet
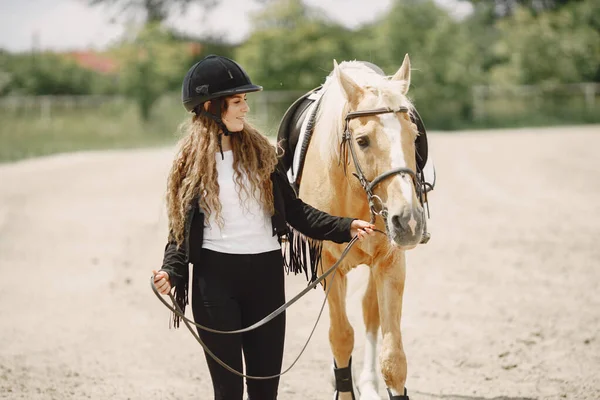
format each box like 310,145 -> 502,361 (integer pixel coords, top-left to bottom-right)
182,55 -> 262,159
182,54 -> 262,113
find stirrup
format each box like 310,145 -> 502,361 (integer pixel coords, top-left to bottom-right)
386,387 -> 409,400
333,357 -> 356,400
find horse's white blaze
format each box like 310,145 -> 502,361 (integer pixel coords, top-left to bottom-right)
380,114 -> 414,208
407,217 -> 417,235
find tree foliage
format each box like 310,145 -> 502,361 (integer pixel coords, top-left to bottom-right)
244,0 -> 483,127
235,0 -> 598,128
490,1 -> 600,84
235,0 -> 356,90
87,0 -> 217,23
2,0 -> 598,128
0,51 -> 118,96
113,23 -> 196,120
466,0 -> 584,18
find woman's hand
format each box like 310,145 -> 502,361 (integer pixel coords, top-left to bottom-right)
350,220 -> 376,241
152,270 -> 171,295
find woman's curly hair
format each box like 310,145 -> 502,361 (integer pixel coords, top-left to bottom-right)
166,98 -> 278,247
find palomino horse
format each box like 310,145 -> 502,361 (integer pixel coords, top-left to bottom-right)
278,55 -> 431,400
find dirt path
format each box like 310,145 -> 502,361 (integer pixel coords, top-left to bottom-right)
1,126 -> 599,400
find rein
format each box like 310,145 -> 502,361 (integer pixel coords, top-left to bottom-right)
151,231 -> 384,379
340,106 -> 430,242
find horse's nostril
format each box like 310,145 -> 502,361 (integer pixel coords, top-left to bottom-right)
391,215 -> 403,229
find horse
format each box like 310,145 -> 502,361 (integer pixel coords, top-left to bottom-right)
277,55 -> 433,400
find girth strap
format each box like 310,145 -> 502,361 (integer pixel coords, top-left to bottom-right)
386,387 -> 410,400
333,357 -> 356,399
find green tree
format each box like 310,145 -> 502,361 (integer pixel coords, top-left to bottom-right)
490,2 -> 600,84
235,0 -> 355,90
465,0 -> 584,18
371,0 -> 483,128
0,51 -> 118,95
115,23 -> 192,120
87,0 -> 217,23
370,0 -> 448,70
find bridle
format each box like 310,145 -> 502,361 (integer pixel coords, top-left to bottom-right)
339,106 -> 430,242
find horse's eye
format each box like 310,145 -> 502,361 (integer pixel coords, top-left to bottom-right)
356,136 -> 370,148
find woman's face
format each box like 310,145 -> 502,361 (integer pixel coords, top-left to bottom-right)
222,94 -> 249,132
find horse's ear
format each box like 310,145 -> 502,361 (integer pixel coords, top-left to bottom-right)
333,60 -> 363,104
392,54 -> 411,94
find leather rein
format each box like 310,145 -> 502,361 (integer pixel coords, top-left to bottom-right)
151,232 -> 385,379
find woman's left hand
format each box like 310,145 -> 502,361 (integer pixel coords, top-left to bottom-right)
350,220 -> 376,241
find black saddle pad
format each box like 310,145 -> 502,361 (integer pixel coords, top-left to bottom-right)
276,86 -> 322,177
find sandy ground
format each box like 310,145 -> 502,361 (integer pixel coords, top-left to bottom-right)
1,125 -> 599,400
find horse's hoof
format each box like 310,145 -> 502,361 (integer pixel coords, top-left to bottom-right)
386,387 -> 409,400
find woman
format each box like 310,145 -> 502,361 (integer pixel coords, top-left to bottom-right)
152,54 -> 374,400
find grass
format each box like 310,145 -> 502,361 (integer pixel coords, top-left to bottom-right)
0,96 -> 188,163
1,91 -> 598,163
0,93 -> 294,164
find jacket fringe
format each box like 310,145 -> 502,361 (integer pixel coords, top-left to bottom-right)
283,225 -> 323,285
170,228 -> 322,329
170,268 -> 189,329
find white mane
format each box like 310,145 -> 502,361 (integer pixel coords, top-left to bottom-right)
314,61 -> 414,167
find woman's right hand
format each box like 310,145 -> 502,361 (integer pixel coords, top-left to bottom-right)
152,270 -> 171,295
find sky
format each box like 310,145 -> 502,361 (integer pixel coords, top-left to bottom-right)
0,0 -> 473,52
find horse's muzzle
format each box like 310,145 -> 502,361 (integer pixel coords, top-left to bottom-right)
388,206 -> 424,248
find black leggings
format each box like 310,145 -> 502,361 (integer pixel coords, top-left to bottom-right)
192,249 -> 285,400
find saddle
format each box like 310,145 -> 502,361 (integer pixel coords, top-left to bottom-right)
276,87 -> 435,195
277,86 -> 324,192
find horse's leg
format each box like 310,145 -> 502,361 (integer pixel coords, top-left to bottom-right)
324,253 -> 357,400
373,251 -> 410,400
358,267 -> 381,400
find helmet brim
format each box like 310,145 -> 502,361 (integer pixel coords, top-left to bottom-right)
216,84 -> 263,97
183,84 -> 263,112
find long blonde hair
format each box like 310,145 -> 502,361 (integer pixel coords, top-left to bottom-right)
166,103 -> 278,246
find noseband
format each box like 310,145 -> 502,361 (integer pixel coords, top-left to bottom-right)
339,106 -> 430,242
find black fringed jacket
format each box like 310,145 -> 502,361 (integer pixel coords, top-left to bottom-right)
159,166 -> 355,324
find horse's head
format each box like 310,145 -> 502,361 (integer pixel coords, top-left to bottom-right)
318,55 -> 424,249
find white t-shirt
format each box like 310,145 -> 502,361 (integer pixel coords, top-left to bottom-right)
202,150 -> 281,254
